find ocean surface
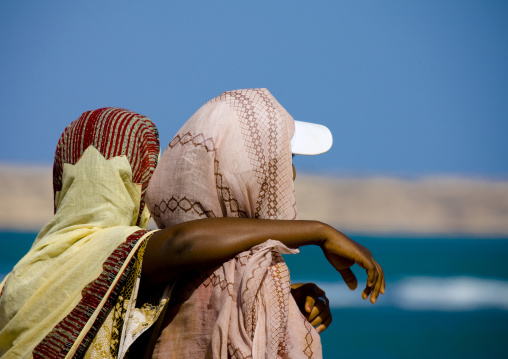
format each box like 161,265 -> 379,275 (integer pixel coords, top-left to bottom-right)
1,231 -> 507,358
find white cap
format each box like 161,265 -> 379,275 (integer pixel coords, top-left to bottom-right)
291,120 -> 333,155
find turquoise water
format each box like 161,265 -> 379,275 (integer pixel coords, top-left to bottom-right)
2,232 -> 508,358
284,237 -> 508,358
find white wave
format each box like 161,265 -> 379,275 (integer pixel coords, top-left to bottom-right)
309,276 -> 508,311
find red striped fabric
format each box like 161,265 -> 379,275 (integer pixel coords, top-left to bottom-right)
52,107 -> 160,225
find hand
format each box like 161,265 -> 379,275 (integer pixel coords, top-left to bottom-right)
291,282 -> 332,333
321,227 -> 385,303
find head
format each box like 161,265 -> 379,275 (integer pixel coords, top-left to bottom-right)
146,89 -> 332,229
53,107 -> 159,226
146,89 -> 296,228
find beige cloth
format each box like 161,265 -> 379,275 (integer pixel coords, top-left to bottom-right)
146,89 -> 322,358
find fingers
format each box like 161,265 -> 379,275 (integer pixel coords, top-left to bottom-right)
291,283 -> 325,314
307,296 -> 332,334
304,293 -> 316,313
371,260 -> 385,303
307,296 -> 327,322
362,259 -> 385,303
381,270 -> 386,295
322,235 -> 385,304
323,232 -> 386,304
291,283 -> 332,333
362,267 -> 377,300
292,283 -> 324,314
305,286 -> 326,313
338,268 -> 358,290
315,315 -> 332,334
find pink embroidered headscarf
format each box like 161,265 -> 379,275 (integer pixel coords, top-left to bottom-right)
146,89 -> 322,358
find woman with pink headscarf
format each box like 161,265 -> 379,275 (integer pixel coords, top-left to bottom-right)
145,89 -> 385,358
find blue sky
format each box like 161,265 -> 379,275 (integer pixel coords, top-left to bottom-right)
1,1 -> 507,177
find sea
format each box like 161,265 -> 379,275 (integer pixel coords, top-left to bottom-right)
1,231 -> 507,359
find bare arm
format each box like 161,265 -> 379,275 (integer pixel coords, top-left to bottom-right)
142,218 -> 385,303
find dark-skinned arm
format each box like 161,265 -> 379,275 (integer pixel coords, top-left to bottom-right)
142,218 -> 385,303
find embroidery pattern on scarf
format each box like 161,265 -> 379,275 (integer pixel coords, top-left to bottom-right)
207,89 -> 296,220
151,131 -> 247,220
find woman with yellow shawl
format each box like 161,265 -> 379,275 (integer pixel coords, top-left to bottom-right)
145,89 -> 385,358
0,108 -> 164,358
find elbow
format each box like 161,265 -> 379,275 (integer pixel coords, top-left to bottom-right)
141,229 -> 194,287
160,227 -> 199,269
170,237 -> 195,266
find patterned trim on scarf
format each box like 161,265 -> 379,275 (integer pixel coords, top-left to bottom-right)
153,131 -> 247,219
228,343 -> 253,359
151,196 -> 216,219
180,267 -> 235,299
302,316 -> 316,359
33,230 -> 152,359
207,89 -> 295,220
268,253 -> 291,357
